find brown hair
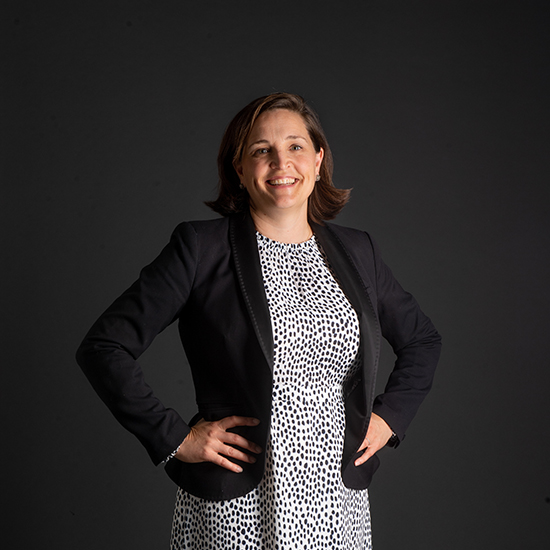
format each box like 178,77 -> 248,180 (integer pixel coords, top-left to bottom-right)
205,93 -> 350,223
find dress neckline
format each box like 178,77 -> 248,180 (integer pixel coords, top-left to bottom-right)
256,231 -> 316,249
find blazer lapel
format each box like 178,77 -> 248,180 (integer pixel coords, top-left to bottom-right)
229,212 -> 274,372
229,214 -> 380,384
313,222 -> 381,396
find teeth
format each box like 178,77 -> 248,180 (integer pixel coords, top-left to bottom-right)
268,178 -> 296,185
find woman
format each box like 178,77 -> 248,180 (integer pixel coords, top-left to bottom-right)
77,93 -> 441,549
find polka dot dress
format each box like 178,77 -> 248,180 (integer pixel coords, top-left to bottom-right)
170,233 -> 372,549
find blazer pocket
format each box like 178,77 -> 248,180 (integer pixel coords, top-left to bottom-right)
342,451 -> 381,489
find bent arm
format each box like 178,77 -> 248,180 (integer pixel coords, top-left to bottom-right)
76,223 -> 198,465
368,235 -> 442,445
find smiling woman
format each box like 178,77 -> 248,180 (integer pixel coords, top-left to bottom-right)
77,92 -> 441,549
235,109 -> 324,242
207,93 -> 350,226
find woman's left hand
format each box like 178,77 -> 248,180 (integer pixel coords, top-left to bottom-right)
354,412 -> 393,466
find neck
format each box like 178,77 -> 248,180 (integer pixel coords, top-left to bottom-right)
249,206 -> 312,244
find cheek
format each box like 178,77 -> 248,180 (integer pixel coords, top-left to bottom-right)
244,160 -> 264,177
303,159 -> 318,175
239,165 -> 254,182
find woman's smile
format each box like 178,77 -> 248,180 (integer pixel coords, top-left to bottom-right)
235,109 -> 323,219
266,177 -> 298,186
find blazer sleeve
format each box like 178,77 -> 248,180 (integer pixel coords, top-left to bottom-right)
76,222 -> 198,465
368,234 -> 442,445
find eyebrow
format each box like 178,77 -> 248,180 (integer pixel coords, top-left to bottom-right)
247,135 -> 308,150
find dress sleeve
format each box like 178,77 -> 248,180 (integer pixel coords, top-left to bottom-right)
368,234 -> 442,445
76,222 -> 198,465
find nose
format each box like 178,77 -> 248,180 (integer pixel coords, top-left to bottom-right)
269,148 -> 290,170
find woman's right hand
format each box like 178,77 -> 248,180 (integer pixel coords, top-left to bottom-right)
174,416 -> 262,473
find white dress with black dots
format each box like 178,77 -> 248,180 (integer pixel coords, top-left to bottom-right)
170,233 -> 372,550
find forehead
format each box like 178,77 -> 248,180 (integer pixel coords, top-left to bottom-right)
247,109 -> 310,141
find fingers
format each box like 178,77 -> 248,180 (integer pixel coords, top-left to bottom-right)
218,415 -> 260,430
355,445 -> 377,467
216,455 -> 246,473
214,438 -> 258,465
176,416 -> 262,473
354,413 -> 393,467
205,444 -> 251,474
355,434 -> 378,466
358,436 -> 371,453
223,430 -> 262,455
213,417 -> 262,467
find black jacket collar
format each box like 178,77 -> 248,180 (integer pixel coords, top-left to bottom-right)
229,211 -> 380,381
229,212 -> 274,371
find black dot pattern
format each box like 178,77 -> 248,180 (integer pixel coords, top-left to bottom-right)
170,233 -> 371,549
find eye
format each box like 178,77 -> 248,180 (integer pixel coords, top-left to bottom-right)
290,145 -> 303,151
254,147 -> 269,156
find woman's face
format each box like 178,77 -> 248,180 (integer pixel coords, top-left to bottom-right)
235,109 -> 323,220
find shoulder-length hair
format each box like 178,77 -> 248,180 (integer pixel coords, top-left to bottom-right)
205,93 -> 350,224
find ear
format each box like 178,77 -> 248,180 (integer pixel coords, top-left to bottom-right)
315,147 -> 324,173
233,159 -> 244,179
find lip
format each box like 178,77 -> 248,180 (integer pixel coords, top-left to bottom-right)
265,177 -> 298,187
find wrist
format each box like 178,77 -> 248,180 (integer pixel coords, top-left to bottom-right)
386,431 -> 398,447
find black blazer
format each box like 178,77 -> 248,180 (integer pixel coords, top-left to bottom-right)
76,211 -> 441,501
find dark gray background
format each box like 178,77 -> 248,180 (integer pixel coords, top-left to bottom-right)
2,1 -> 549,548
